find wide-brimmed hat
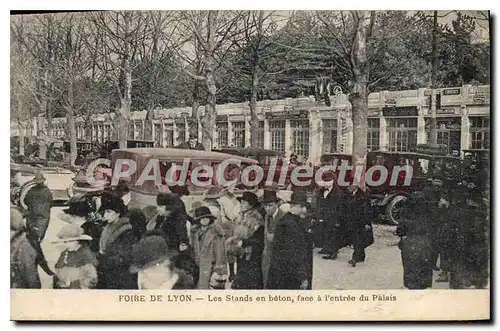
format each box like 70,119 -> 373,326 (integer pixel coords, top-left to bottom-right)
193,206 -> 216,222
63,194 -> 93,218
129,235 -> 177,274
237,191 -> 260,207
189,132 -> 198,139
290,191 -> 308,206
52,223 -> 92,243
33,171 -> 46,183
100,192 -> 126,214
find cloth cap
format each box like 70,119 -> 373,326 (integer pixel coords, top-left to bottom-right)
33,171 -> 46,183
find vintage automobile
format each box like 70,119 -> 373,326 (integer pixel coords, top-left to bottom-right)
63,140 -> 93,156
212,146 -> 290,186
68,140 -> 156,197
69,147 -> 259,211
367,145 -> 463,225
11,160 -> 75,206
462,149 -> 490,190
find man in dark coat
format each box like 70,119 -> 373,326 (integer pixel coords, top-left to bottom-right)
261,188 -> 288,289
150,193 -> 190,252
299,202 -> 315,289
396,192 -> 438,289
267,191 -> 310,290
447,185 -> 489,289
23,171 -> 53,241
96,194 -> 139,289
345,185 -> 374,267
176,133 -> 205,150
315,173 -> 344,259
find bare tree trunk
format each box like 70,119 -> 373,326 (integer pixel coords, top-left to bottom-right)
350,11 -> 372,163
204,63 -> 216,151
249,10 -> 264,148
38,99 -> 48,160
429,10 -> 438,145
249,67 -> 260,148
17,98 -> 25,155
190,81 -> 200,138
201,11 -> 218,151
118,53 -> 132,149
67,78 -> 78,166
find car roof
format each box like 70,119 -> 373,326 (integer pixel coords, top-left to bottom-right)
112,148 -> 258,163
214,146 -> 283,156
321,153 -> 352,158
368,150 -> 432,158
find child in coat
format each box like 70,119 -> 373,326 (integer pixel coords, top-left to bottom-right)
52,223 -> 98,289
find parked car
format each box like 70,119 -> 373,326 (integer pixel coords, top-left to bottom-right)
10,160 -> 75,205
70,147 -> 259,212
366,146 -> 463,225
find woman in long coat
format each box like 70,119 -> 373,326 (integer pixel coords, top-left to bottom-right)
396,191 -> 438,289
96,195 -> 139,289
191,207 -> 228,289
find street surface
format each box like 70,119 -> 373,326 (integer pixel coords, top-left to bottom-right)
36,173 -> 450,290
39,208 -> 449,290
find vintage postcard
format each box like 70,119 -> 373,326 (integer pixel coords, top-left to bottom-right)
10,9 -> 490,321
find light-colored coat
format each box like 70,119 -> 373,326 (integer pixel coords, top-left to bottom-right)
192,224 -> 227,289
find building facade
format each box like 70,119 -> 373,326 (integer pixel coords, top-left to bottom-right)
45,84 -> 490,164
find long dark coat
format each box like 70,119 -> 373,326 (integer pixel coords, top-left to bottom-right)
262,206 -> 287,289
11,230 -> 41,289
315,187 -> 343,249
267,212 -> 308,289
97,217 -> 139,289
447,203 -> 489,289
345,192 -> 374,250
232,226 -> 265,289
298,211 -> 315,290
23,183 -> 53,241
152,213 -> 189,251
396,215 -> 437,289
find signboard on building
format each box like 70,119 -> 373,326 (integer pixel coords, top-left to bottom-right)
436,107 -> 458,115
382,106 -> 418,117
443,88 -> 461,95
385,99 -> 397,107
473,95 -> 486,104
265,109 -> 308,119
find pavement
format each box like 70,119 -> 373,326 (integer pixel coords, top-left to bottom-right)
38,208 -> 450,290
35,170 -> 453,289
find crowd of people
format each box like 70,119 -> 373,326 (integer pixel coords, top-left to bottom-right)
10,168 -> 489,290
396,179 -> 490,290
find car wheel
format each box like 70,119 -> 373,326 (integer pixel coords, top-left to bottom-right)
386,195 -> 407,226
